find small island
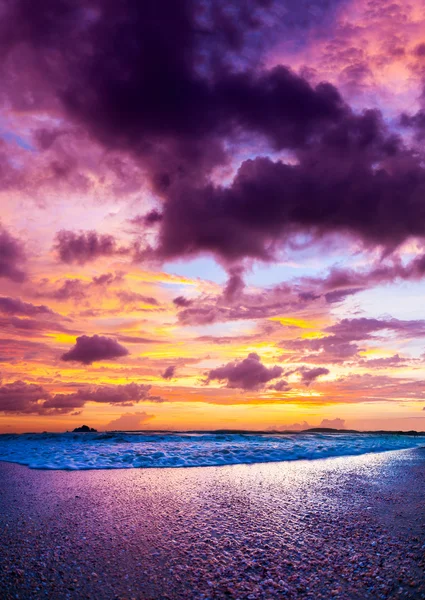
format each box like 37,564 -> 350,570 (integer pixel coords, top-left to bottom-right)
72,425 -> 98,433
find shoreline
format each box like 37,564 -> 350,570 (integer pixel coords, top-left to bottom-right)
1,449 -> 425,599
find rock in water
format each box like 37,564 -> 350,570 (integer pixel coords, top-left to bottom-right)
72,425 -> 97,433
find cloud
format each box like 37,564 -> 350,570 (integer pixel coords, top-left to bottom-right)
54,230 -> 128,265
116,335 -> 161,344
116,291 -> 159,306
361,354 -> 409,368
314,373 -> 425,404
271,417 -> 345,431
61,335 -> 129,364
0,315 -> 77,337
154,111 -> 425,264
129,210 -> 163,227
0,380 -> 162,414
0,224 -> 26,282
92,272 -> 124,286
304,254 -> 425,300
269,379 -> 291,391
0,380 -> 50,413
43,383 -> 155,411
298,367 -> 330,386
0,296 -> 56,317
173,296 -> 193,308
162,366 -> 176,380
105,411 -> 155,431
282,421 -> 312,431
280,317 -> 425,366
326,318 -> 425,339
222,267 -> 245,302
175,282 -> 317,325
2,0 -> 425,273
41,279 -> 88,302
319,418 -> 345,429
207,352 -> 282,390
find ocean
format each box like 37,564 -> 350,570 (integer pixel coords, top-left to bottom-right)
0,430 -> 424,470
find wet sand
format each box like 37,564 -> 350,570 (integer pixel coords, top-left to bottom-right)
1,449 -> 425,599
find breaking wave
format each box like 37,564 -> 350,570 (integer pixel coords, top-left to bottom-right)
0,431 -> 424,470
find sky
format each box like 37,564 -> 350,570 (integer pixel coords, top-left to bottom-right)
1,0 -> 425,433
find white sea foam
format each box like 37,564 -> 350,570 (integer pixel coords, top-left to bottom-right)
0,431 -> 424,470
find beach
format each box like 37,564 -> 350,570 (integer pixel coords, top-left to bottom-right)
1,449 -> 425,599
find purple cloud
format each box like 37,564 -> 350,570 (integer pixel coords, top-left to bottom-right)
269,379 -> 291,391
162,366 -> 176,380
44,383 -> 153,410
173,296 -> 193,308
0,380 -> 50,413
92,272 -> 124,286
222,267 -> 245,303
326,318 -> 425,339
116,291 -> 159,306
0,224 -> 26,282
0,381 -> 163,414
298,367 -> 330,386
130,210 -> 163,227
54,230 -> 127,265
61,335 -> 129,364
362,354 -> 408,368
0,296 -> 55,317
207,353 -> 282,390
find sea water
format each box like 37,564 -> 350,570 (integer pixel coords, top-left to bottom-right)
0,431 -> 424,470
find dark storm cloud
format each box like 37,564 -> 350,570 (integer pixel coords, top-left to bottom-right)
61,334 -> 129,364
0,0 -> 346,180
1,1 -> 348,201
400,110 -> 425,139
2,0 -> 425,272
155,109 -> 425,263
206,352 -> 282,390
0,224 -> 26,282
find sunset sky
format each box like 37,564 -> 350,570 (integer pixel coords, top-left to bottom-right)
1,0 -> 425,432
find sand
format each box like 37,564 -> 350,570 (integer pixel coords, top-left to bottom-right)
1,449 -> 425,599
